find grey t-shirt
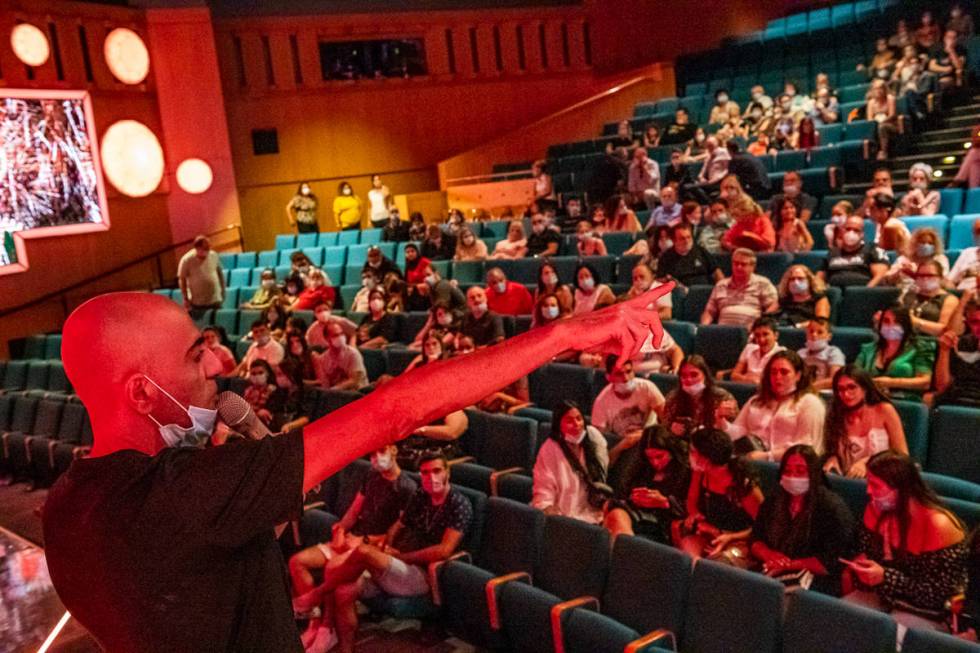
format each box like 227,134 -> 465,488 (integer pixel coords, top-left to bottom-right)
178,250 -> 224,306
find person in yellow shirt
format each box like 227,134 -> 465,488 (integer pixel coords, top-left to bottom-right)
333,181 -> 363,231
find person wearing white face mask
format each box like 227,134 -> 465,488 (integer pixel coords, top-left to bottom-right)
628,146 -> 661,210
356,288 -> 397,349
662,356 -> 738,438
241,268 -> 283,310
532,403 -> 611,525
485,266 -> 533,316
841,451 -> 968,633
819,215 -> 890,288
647,184 -> 682,228
287,181 -> 319,233
305,301 -> 357,350
243,360 -> 281,427
797,318 -> 845,391
855,305 -> 935,400
726,351 -> 826,462
453,225 -> 488,262
592,358 -> 665,462
750,445 -> 856,594
237,320 -> 285,378
575,219 -> 608,256
526,212 -> 561,257
460,286 -> 504,347
572,262 -> 615,315
902,260 -> 959,336
620,262 -> 673,320
287,442 -> 416,650
350,270 -> 380,313
900,163 -> 940,216
333,180 -> 363,231
314,321 -> 368,390
768,170 -> 817,229
884,227 -> 950,293
709,88 -> 741,125
776,264 -> 831,327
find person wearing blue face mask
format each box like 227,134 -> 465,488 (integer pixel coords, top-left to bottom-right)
842,451 -> 968,633
884,227 -> 950,295
592,357 -> 665,468
750,445 -> 856,594
856,305 -> 936,400
902,260 -> 959,337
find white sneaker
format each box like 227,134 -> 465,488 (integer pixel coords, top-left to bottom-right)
305,626 -> 338,653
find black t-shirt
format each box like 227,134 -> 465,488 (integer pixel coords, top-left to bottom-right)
461,310 -> 505,346
663,164 -> 693,188
352,470 -> 417,536
526,229 -> 561,256
930,43 -> 966,76
361,257 -> 401,280
358,312 -> 398,343
421,235 -> 456,261
661,122 -> 696,145
729,154 -> 771,192
658,245 -> 717,286
42,430 -> 306,653
393,486 -> 473,553
822,245 -> 889,287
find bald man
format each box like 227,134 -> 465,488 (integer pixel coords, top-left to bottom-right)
42,287 -> 671,652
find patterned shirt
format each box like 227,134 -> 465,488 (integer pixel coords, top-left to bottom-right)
395,487 -> 472,553
704,274 -> 778,327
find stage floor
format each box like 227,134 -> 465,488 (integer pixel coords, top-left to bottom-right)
0,525 -> 67,653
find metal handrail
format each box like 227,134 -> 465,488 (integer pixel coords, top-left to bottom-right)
0,223 -> 244,320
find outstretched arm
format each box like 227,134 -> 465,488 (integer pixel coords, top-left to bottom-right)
301,283 -> 674,492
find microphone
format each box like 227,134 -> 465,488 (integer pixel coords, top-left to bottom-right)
217,391 -> 272,441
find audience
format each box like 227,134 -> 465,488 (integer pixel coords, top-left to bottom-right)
701,248 -> 779,327
776,264 -> 831,327
885,227 -> 950,293
662,107 -> 697,145
726,351 -> 827,462
798,318 -> 846,391
820,215 -> 890,288
421,224 -> 456,261
489,221 -> 529,259
730,316 -> 786,385
842,451 -> 968,631
576,220 -> 608,256
286,181 -> 319,233
769,171 -> 817,227
664,149 -> 695,189
531,159 -> 555,205
534,262 -> 574,314
356,289 -> 397,349
241,268 -> 282,310
823,366 -> 908,479
750,444 -> 856,595
460,287 -> 504,347
572,262 -> 616,315
696,201 -> 733,254
202,326 -> 236,375
486,267 -> 534,315
289,269 -> 335,312
314,320 -> 368,390
675,427 -> 763,565
453,226 -> 487,261
903,260 -> 960,336
657,222 -> 721,287
929,28 -> 966,91
243,359 -> 282,427
776,202 -> 815,253
721,187 -> 776,252
237,320 -> 285,376
694,136 -> 732,196
867,79 -> 899,161
934,294 -> 980,408
363,246 -> 400,281
823,200 -> 854,249
709,89 -> 740,125
856,305 -> 936,399
531,292 -> 568,331
382,209 -> 409,242
605,194 -> 643,233
619,263 -> 672,320
592,357 -> 665,450
647,185 -> 682,228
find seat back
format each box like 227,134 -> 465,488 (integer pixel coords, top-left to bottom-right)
604,536 -> 691,639
684,559 -> 783,653
330,458 -> 372,516
679,285 -> 714,322
8,396 -> 39,433
32,400 -> 64,438
461,410 -> 537,471
477,497 -> 544,575
56,403 -> 87,444
949,214 -> 980,250
782,588 -> 896,653
663,320 -> 696,353
838,287 -> 900,327
694,325 -> 748,372
454,484 -> 488,556
528,363 -> 600,413
536,515 -> 609,599
927,406 -> 980,485
893,399 -> 929,463
496,472 -> 533,503
46,361 -> 70,393
903,627 -> 980,653
2,360 -> 27,390
25,362 -> 49,391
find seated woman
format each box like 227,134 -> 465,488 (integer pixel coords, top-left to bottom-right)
572,262 -> 616,315
662,355 -> 738,439
727,351 -> 827,462
202,326 -> 236,375
934,295 -> 980,408
410,302 -> 460,351
531,292 -> 569,329
730,316 -> 786,385
576,220 -> 608,256
281,274 -> 304,306
383,273 -> 407,313
489,220 -> 528,259
883,227 -> 950,293
776,202 -> 814,254
605,426 -> 691,542
823,365 -> 909,478
721,193 -> 776,253
775,264 -> 831,327
750,444 -> 856,595
900,163 -> 941,216
288,269 -> 336,313
823,200 -> 855,248
349,270 -> 378,314
243,359 -> 284,427
402,244 -> 432,286
903,260 -> 960,337
249,302 -> 287,341
604,194 -> 643,233
241,268 -> 282,310
532,402 -> 616,528
842,451 -> 969,630
356,288 -> 397,349
674,427 -> 764,565
534,261 -> 574,315
856,305 -> 936,400
279,333 -> 318,388
404,332 -> 448,374
454,226 -> 488,261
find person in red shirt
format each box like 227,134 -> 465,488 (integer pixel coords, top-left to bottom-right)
289,269 -> 336,312
722,194 -> 776,253
403,243 -> 432,286
485,267 -> 533,315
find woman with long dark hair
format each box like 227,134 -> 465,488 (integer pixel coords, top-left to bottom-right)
606,426 -> 691,542
842,451 -> 969,629
286,181 -> 318,233
674,428 -> 763,565
727,350 -> 826,462
532,402 -> 611,525
823,365 -> 908,478
750,444 -> 856,595
661,355 -> 737,438
855,304 -> 935,400
534,261 -> 574,315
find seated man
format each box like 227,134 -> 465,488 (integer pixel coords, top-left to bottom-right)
818,215 -> 890,288
695,200 -> 733,254
729,316 -> 785,384
236,320 -> 284,377
486,267 -> 534,315
315,321 -> 368,390
646,185 -> 682,228
460,286 -> 505,347
592,357 -> 664,464
661,107 -> 696,146
797,317 -> 845,391
241,268 -> 282,310
406,265 -> 466,313
526,213 -> 561,257
289,444 -> 416,650
767,170 -> 817,228
628,147 -> 661,210
362,246 -> 401,280
306,301 -> 357,350
700,248 -> 778,327
657,222 -> 722,287
331,453 -> 472,653
420,224 -> 456,261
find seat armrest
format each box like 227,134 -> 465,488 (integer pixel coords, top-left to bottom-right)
427,551 -> 472,606
485,571 -> 531,630
552,595 -> 600,653
489,467 -> 523,496
625,628 -> 677,653
448,455 -> 476,466
303,501 -> 326,512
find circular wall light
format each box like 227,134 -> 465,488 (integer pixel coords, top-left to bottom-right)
11,23 -> 50,67
176,158 -> 213,194
104,28 -> 150,84
100,120 -> 164,197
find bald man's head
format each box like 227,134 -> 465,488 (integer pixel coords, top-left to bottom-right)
63,293 -> 221,455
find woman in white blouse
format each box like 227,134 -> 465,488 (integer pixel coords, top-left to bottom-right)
532,402 -> 610,525
726,350 -> 826,462
899,163 -> 941,217
489,220 -> 528,260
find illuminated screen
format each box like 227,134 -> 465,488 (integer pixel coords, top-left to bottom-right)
0,89 -> 109,274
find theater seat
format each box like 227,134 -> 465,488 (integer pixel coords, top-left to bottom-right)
460,410 -> 537,472
0,396 -> 40,477
694,325 -> 748,372
838,287 -> 900,327
927,406 -> 980,485
529,363 -> 600,413
782,589 -> 896,653
894,400 -> 929,463
496,472 -> 533,503
678,285 -> 714,322
903,628 -> 980,653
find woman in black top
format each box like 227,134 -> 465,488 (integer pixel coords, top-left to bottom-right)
935,297 -> 980,407
674,428 -> 764,566
775,264 -> 831,327
751,444 -> 856,595
606,426 -> 690,543
356,288 -> 397,349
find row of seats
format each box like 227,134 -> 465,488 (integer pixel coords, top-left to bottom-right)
273,227 -> 384,251
0,395 -> 92,488
305,456 -> 974,653
0,360 -> 71,395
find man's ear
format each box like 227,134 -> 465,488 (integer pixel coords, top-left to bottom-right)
125,374 -> 156,415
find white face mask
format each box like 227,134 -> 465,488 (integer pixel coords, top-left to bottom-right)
842,231 -> 862,247
789,279 -> 809,295
831,214 -> 847,226
144,375 -> 217,449
780,476 -> 810,496
369,299 -> 385,312
783,184 -> 800,197
580,277 -> 595,292
342,187 -> 352,196
471,302 -> 488,317
249,373 -> 267,387
261,279 -> 275,289
330,335 -> 347,348
372,452 -> 393,472
362,277 -> 376,289
532,223 -> 545,235
564,428 -> 587,445
494,281 -> 507,294
916,277 -> 940,293
426,274 -> 438,286
807,338 -> 829,352
255,334 -> 271,346
301,186 -> 311,195
438,312 -> 454,326
880,325 -> 904,341
910,181 -> 928,191
544,305 -> 560,320
613,379 -> 636,395
682,381 -> 705,396
423,474 -> 446,495
543,273 -> 558,287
